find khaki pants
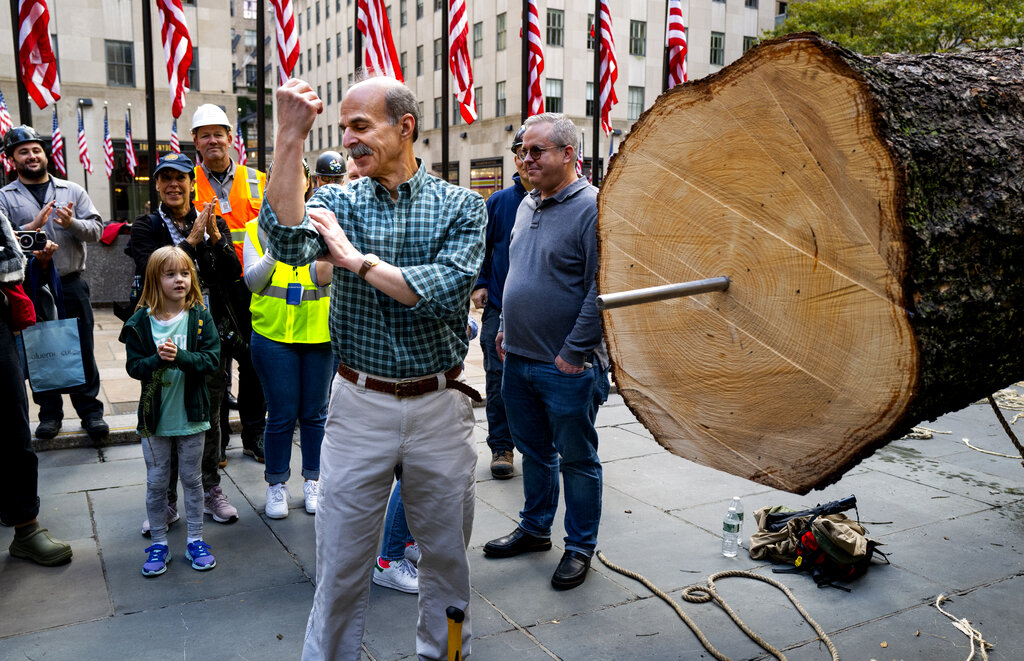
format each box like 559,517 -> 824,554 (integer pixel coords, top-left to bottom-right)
303,372 -> 476,661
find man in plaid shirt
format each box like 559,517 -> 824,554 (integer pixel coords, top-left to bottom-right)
260,75 -> 485,661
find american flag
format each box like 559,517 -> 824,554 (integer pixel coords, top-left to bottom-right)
597,0 -> 618,134
155,0 -> 192,119
270,0 -> 299,85
0,90 -> 14,174
521,0 -> 544,116
77,107 -> 92,175
17,0 -> 61,109
170,117 -> 180,154
448,0 -> 475,123
234,123 -> 247,165
50,107 -> 66,177
356,0 -> 403,81
666,0 -> 687,87
102,109 -> 114,178
125,109 -> 137,178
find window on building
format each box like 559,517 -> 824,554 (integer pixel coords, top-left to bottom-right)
316,1 -> 320,24
496,13 -> 506,50
629,20 -> 646,56
495,81 -> 506,117
325,0 -> 329,17
306,7 -> 311,30
338,77 -> 343,96
474,86 -> 482,118
400,51 -> 406,74
470,157 -> 503,200
473,22 -> 483,59
309,132 -> 314,152
348,27 -> 353,52
586,82 -> 594,117
416,0 -> 423,20
348,73 -> 353,86
245,63 -> 258,87
317,85 -> 322,101
746,0 -> 759,7
432,161 -> 458,184
318,127 -> 323,150
297,55 -> 302,76
327,125 -> 332,146
327,81 -> 332,104
587,14 -> 595,50
434,97 -> 442,128
317,44 -> 321,67
400,0 -> 407,26
546,9 -> 563,47
307,48 -> 312,70
416,45 -> 423,76
545,78 -> 563,113
337,33 -> 342,58
188,47 -> 199,91
434,0 -> 442,10
417,101 -> 424,126
713,0 -> 725,3
105,40 -> 135,87
433,38 -> 442,70
452,95 -> 460,125
245,29 -> 257,49
326,39 -> 331,62
777,2 -> 788,17
628,86 -> 644,120
710,32 -> 725,66
243,0 -> 256,19
743,36 -> 757,52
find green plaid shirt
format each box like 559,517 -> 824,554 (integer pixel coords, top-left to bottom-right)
258,160 -> 486,378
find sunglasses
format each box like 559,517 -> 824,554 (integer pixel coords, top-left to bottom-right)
516,144 -> 566,161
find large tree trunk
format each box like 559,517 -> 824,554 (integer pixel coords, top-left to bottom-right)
597,33 -> 1024,494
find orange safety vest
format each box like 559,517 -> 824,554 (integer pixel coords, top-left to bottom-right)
194,163 -> 266,268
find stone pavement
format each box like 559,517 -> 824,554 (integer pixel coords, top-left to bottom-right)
4,308 -> 1024,659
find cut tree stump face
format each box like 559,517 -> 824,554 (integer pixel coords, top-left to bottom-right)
598,36 -> 917,494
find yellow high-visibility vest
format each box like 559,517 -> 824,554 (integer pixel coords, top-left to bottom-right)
245,220 -> 331,344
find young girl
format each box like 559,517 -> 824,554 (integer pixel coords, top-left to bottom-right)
119,246 -> 221,576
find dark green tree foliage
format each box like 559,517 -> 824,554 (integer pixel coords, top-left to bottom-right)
772,0 -> 1024,54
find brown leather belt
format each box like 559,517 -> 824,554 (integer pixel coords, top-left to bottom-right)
336,363 -> 482,402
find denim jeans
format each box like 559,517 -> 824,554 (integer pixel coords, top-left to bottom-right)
480,303 -> 512,454
502,353 -> 607,554
142,432 -> 205,543
250,331 -> 333,484
380,478 -> 414,561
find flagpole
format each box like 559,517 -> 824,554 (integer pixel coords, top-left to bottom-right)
354,2 -> 362,70
441,1 -> 450,181
141,0 -> 158,207
257,0 -> 266,172
8,0 -> 32,123
592,0 -> 601,185
520,0 -> 528,124
662,0 -> 670,92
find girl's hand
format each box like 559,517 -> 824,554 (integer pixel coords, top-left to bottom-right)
157,339 -> 178,362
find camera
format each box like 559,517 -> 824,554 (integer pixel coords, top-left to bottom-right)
16,230 -> 47,253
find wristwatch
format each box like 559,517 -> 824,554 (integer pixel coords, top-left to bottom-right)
358,253 -> 381,279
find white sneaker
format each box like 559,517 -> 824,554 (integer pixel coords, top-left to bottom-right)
265,483 -> 290,519
303,480 -> 319,514
404,542 -> 421,565
372,557 -> 418,594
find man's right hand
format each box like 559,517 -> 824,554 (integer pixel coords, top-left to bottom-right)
275,79 -> 323,144
26,200 -> 55,230
495,331 -> 505,362
470,288 -> 487,309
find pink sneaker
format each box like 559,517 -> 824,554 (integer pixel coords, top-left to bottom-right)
203,486 -> 238,523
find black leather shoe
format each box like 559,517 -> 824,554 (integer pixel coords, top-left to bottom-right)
551,550 -> 591,590
82,417 -> 109,441
483,528 -> 552,558
34,419 -> 61,440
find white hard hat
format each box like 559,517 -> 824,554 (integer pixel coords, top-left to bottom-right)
191,104 -> 232,133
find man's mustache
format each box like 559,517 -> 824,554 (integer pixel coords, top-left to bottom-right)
349,144 -> 372,158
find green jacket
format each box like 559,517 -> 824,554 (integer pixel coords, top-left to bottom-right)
119,305 -> 221,436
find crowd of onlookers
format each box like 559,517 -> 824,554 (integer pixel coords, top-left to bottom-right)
2,72 -> 609,661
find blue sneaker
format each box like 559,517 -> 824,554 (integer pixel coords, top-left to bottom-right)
142,544 -> 170,577
185,540 -> 216,571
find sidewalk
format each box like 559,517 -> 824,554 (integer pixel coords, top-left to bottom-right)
5,310 -> 1024,659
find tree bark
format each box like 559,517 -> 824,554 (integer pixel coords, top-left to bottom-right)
597,33 -> 1024,494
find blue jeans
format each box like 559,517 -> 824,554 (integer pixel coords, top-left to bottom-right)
501,353 -> 608,554
480,303 -> 512,453
380,478 -> 414,561
250,332 -> 333,483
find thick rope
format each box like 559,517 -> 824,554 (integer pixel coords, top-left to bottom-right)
596,551 -> 839,661
934,594 -> 992,661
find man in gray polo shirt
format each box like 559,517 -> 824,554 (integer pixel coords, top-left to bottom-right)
483,112 -> 609,591
0,125 -> 106,442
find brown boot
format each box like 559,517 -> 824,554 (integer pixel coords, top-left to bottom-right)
490,450 -> 514,480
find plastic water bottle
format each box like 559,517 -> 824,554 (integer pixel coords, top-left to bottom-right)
722,499 -> 741,558
732,496 -> 744,547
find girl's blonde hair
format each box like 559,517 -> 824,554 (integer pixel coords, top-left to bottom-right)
137,246 -> 205,315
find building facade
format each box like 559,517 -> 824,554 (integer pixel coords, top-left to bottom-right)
295,0 -> 783,198
0,0 -> 237,221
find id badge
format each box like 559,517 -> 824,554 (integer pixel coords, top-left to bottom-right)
286,282 -> 303,306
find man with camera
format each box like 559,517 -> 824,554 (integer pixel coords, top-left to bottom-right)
0,125 -> 106,442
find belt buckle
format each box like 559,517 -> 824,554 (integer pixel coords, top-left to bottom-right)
393,378 -> 417,399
